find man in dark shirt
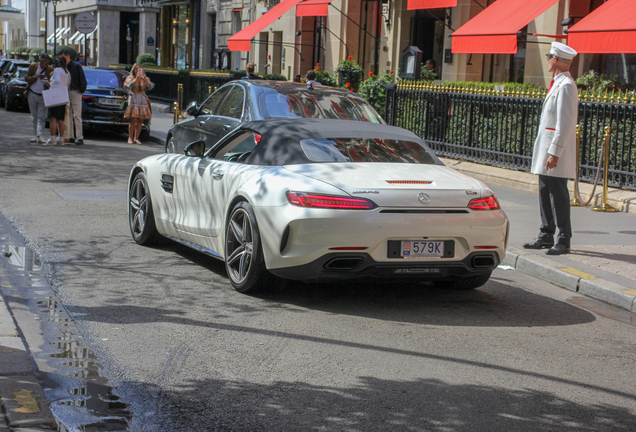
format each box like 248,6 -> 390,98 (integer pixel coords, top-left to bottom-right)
60,49 -> 87,145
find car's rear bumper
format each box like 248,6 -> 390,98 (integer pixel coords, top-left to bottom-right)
268,251 -> 499,282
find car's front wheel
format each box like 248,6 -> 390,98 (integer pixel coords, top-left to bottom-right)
129,171 -> 158,245
225,201 -> 267,293
434,272 -> 491,291
166,136 -> 175,153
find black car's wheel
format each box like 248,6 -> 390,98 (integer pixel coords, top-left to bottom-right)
434,272 -> 492,291
129,171 -> 158,245
5,97 -> 15,111
166,136 -> 175,153
225,201 -> 267,293
0,91 -> 5,108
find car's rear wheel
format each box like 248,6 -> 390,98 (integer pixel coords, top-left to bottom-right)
129,171 -> 158,245
225,201 -> 266,294
434,272 -> 491,291
0,91 -> 5,108
166,136 -> 175,153
139,127 -> 150,141
5,98 -> 14,111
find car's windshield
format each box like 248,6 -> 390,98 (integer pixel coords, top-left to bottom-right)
259,90 -> 384,123
300,137 -> 436,164
85,70 -> 122,87
16,69 -> 28,80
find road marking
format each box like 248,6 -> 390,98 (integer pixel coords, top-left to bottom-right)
623,290 -> 636,296
560,268 -> 598,280
0,349 -> 14,353
12,389 -> 40,413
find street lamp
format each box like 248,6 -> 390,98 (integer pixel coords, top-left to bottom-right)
41,0 -> 58,54
52,0 -> 58,55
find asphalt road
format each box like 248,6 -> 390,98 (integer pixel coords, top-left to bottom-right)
1,108 -> 635,431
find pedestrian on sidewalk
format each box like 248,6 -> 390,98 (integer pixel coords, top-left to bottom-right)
241,63 -> 262,80
124,64 -> 153,145
44,56 -> 71,146
305,70 -> 322,85
60,49 -> 87,145
523,42 -> 578,256
25,53 -> 54,143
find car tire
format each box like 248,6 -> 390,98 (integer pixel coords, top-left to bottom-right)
5,98 -> 14,111
225,201 -> 267,294
434,272 -> 492,291
128,171 -> 159,245
166,136 -> 175,153
0,92 -> 4,108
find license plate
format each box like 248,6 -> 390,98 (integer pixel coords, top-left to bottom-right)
401,240 -> 444,258
99,98 -> 122,106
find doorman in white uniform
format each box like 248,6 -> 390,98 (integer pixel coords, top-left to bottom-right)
523,42 -> 578,256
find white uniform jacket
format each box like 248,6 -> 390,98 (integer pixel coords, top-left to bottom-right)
530,72 -> 578,178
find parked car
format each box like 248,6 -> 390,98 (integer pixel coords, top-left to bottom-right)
129,118 -> 509,294
0,60 -> 30,108
3,67 -> 29,111
166,80 -> 386,154
81,68 -> 151,139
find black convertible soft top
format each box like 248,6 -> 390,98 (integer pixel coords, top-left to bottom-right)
239,119 -> 442,166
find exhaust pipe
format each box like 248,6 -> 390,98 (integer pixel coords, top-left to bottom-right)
472,255 -> 495,268
324,257 -> 364,270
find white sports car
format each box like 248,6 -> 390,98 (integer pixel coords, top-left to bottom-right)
128,119 -> 509,293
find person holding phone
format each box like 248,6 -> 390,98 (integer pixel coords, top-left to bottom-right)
44,56 -> 71,145
124,63 -> 153,144
25,53 -> 54,143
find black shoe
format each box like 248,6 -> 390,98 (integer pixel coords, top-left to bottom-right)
75,139 -> 84,145
522,239 -> 554,249
546,244 -> 570,255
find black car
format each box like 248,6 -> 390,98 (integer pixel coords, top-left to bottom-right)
81,68 -> 150,139
0,59 -> 31,108
166,80 -> 385,154
3,67 -> 29,111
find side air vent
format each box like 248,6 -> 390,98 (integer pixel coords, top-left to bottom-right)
161,174 -> 174,193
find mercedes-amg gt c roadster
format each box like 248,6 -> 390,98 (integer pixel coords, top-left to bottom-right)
128,119 -> 508,293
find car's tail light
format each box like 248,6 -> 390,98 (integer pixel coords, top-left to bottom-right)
254,134 -> 262,145
287,192 -> 377,210
468,195 -> 500,210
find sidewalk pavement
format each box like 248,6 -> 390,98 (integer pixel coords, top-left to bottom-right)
0,295 -> 57,431
146,112 -> 636,313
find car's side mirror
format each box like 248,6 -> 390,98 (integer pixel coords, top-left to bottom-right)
185,140 -> 206,157
185,101 -> 199,117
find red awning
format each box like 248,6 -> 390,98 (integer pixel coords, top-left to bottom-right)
452,0 -> 559,54
567,0 -> 636,53
229,0 -> 303,51
296,0 -> 330,17
407,0 -> 457,11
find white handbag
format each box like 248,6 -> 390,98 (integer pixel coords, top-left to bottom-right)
43,86 -> 69,108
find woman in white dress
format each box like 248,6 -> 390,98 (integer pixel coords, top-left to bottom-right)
44,56 -> 70,145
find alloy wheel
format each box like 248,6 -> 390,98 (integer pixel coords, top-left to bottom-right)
129,177 -> 148,238
226,208 -> 254,284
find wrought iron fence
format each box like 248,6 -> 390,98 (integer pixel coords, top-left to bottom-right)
385,82 -> 636,190
136,68 -> 234,105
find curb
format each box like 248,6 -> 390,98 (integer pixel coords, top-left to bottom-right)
148,134 -> 165,146
150,101 -> 172,114
502,247 -> 636,313
0,296 -> 57,430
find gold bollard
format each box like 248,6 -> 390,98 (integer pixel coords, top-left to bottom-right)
208,85 -> 213,96
173,101 -> 179,124
591,126 -> 619,212
571,124 -> 587,206
177,83 -> 184,120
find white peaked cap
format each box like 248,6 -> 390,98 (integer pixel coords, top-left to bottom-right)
549,42 -> 577,60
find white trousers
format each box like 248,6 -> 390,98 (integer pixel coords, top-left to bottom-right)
64,90 -> 83,139
27,92 -> 47,138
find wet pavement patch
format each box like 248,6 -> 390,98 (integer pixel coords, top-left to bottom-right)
0,213 -> 132,430
54,190 -> 127,201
